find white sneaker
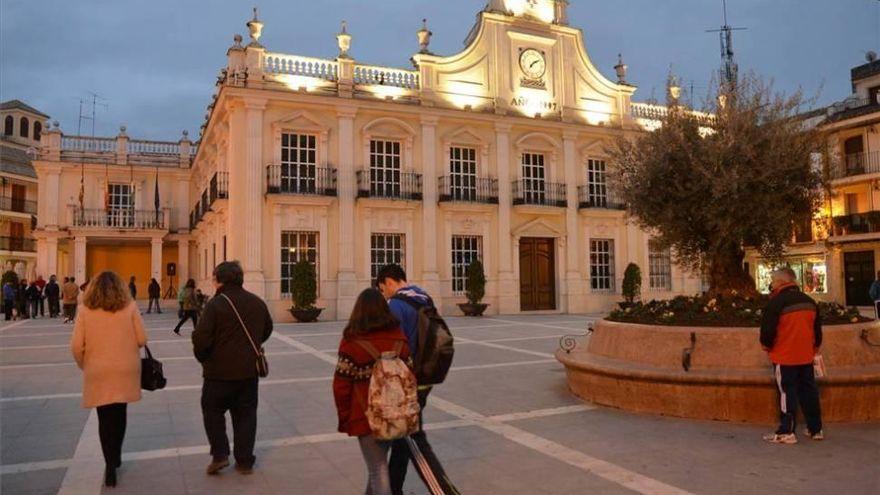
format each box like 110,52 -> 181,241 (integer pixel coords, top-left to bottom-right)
803,429 -> 824,441
763,432 -> 797,444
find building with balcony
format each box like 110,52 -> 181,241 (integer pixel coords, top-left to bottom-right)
746,57 -> 880,307
31,127 -> 194,298
1,99 -> 46,280
183,1 -> 703,321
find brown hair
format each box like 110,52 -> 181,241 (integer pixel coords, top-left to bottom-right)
82,271 -> 132,313
343,288 -> 399,340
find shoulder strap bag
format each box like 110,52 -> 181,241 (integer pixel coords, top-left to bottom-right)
219,293 -> 269,378
141,345 -> 167,391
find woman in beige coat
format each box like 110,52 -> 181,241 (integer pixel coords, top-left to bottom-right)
71,271 -> 147,488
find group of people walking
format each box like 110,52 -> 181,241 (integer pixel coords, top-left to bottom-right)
67,260 -> 458,494
1,275 -> 83,321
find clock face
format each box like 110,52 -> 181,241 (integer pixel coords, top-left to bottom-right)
519,49 -> 546,80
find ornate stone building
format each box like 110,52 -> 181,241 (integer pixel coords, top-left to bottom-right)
186,0 -> 701,320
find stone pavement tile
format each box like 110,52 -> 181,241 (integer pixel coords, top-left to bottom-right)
0,467 -> 66,495
278,331 -> 342,350
109,456 -> 185,494
0,347 -> 76,366
1,429 -> 81,465
1,370 -> 83,396
512,407 -> 880,495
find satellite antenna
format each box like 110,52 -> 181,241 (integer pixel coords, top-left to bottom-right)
706,0 -> 746,89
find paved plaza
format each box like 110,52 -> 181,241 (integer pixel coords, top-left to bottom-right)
1,311 -> 878,495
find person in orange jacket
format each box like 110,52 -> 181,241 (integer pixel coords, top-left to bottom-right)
759,267 -> 823,444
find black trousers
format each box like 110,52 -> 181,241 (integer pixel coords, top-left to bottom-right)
774,363 -> 822,435
389,388 -> 458,495
48,296 -> 60,317
147,297 -> 161,313
201,378 -> 258,466
97,403 -> 127,468
3,299 -> 13,320
173,310 -> 199,333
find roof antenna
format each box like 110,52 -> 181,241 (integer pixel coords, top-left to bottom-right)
76,91 -> 108,137
706,0 -> 746,89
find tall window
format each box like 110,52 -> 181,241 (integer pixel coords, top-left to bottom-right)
586,159 -> 608,207
281,231 -> 318,295
19,117 -> 28,138
281,133 -> 317,193
449,147 -> 477,201
590,239 -> 615,292
370,233 -> 404,280
648,240 -> 672,291
370,140 -> 401,197
107,183 -> 133,227
521,153 -> 546,203
3,116 -> 12,136
451,236 -> 482,294
33,121 -> 42,141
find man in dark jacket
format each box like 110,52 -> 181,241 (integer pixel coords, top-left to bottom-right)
192,261 -> 273,476
44,275 -> 60,318
759,267 -> 823,444
25,281 -> 41,318
147,278 -> 162,314
870,271 -> 880,320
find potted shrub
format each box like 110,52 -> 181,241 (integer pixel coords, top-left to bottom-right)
458,259 -> 488,316
619,263 -> 641,309
289,260 -> 322,322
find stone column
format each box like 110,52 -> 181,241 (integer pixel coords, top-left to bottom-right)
420,116 -> 440,294
74,236 -> 87,283
177,239 -> 190,282
336,106 -> 358,317
242,99 -> 267,296
495,123 -> 518,313
563,131 -> 582,312
151,237 -> 163,285
176,178 -> 190,232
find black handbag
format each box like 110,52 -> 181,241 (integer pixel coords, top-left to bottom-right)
141,345 -> 167,391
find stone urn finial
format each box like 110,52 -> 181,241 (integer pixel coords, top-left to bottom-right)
614,53 -> 627,84
233,33 -> 243,49
118,125 -> 127,136
417,18 -> 433,54
247,7 -> 264,47
667,72 -> 681,102
337,20 -> 352,59
182,130 -> 189,140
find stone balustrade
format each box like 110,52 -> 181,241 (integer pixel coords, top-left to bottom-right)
69,207 -> 170,230
352,64 -> 419,89
264,53 -> 338,81
43,130 -> 195,168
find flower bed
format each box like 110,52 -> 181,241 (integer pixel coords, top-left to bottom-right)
608,293 -> 869,327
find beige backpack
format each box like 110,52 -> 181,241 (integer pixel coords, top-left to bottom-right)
356,341 -> 420,440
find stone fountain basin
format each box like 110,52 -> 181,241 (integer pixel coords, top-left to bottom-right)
556,319 -> 880,423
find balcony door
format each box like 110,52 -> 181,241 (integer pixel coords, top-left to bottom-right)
586,159 -> 608,207
370,140 -> 401,197
844,251 -> 875,307
107,183 -> 134,228
10,184 -> 26,213
519,237 -> 556,311
450,146 -> 477,201
844,136 -> 864,174
9,222 -> 24,251
281,133 -> 317,193
522,153 -> 546,204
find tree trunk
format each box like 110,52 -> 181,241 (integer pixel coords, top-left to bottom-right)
706,244 -> 759,298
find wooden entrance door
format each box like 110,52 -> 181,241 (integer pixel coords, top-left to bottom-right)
519,237 -> 556,311
844,251 -> 875,306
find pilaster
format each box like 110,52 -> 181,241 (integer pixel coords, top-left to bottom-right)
74,236 -> 87,283
420,115 -> 440,294
336,106 -> 359,318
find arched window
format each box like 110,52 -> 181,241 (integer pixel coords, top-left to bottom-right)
19,117 -> 29,138
3,116 -> 12,136
33,121 -> 42,141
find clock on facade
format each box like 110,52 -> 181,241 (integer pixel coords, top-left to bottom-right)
519,48 -> 546,80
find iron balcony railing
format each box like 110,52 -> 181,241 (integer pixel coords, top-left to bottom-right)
266,165 -> 338,196
73,208 -> 165,230
832,151 -> 880,179
830,211 -> 880,236
512,180 -> 567,207
577,186 -> 626,210
209,172 -> 229,203
0,236 -> 35,252
0,195 -> 37,215
356,170 -> 422,200
438,176 -> 498,204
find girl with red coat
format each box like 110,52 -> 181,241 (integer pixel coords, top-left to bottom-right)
333,288 -> 412,495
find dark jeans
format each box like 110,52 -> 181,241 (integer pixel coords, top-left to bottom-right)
97,403 -> 127,468
389,388 -> 457,495
48,297 -> 60,317
28,300 -> 39,318
147,297 -> 161,313
774,363 -> 822,435
173,310 -> 199,333
63,303 -> 77,321
201,378 -> 258,467
3,299 -> 12,320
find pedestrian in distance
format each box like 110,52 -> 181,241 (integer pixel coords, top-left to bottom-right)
45,275 -> 61,318
870,270 -> 880,320
192,261 -> 273,475
333,288 -> 420,495
35,275 -> 46,317
147,278 -> 162,314
26,280 -> 40,318
62,276 -> 80,323
70,271 -> 147,487
128,276 -> 137,301
173,279 -> 199,335
760,267 -> 824,444
16,279 -> 28,320
376,264 -> 459,495
2,281 -> 15,321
